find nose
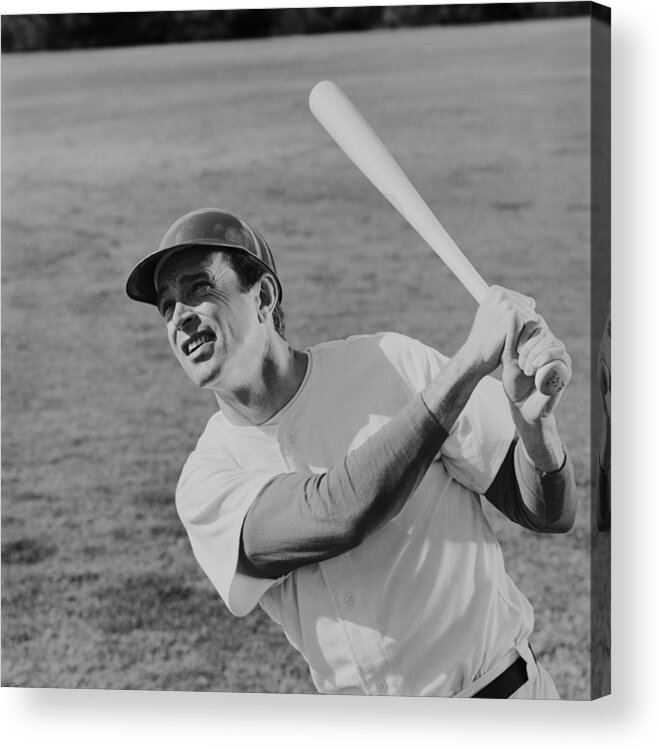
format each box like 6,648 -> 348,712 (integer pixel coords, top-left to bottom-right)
171,300 -> 198,332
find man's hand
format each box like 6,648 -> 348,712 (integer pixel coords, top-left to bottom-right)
501,310 -> 572,425
457,286 -> 525,377
457,285 -> 571,422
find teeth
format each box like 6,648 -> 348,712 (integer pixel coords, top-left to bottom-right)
185,333 -> 213,355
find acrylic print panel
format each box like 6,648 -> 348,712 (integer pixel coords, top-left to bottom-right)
1,3 -> 609,700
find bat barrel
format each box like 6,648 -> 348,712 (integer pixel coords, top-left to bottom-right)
310,80 -> 489,303
309,80 -> 567,397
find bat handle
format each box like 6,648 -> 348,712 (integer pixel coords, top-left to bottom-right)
522,316 -> 570,396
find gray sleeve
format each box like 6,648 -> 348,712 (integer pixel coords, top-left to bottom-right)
485,439 -> 576,534
240,394 -> 448,578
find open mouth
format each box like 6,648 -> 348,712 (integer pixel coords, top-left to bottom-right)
183,331 -> 216,356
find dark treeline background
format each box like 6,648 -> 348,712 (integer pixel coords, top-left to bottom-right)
2,3 -> 593,53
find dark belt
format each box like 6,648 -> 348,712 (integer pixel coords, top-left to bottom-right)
472,656 -> 529,699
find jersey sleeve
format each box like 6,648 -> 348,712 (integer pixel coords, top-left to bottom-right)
379,332 -> 515,494
440,374 -> 516,494
377,332 -> 449,395
175,444 -> 285,617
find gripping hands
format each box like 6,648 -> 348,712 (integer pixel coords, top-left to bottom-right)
458,286 -> 572,422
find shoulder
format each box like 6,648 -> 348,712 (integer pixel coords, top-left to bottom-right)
177,410 -> 237,484
175,412 -> 245,521
189,409 -> 233,453
309,332 -> 447,394
378,331 -> 446,364
311,331 -> 442,362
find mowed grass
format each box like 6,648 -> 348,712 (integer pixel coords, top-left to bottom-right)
2,19 -> 593,698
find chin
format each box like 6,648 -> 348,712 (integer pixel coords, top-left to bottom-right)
180,362 -> 217,389
191,372 -> 219,390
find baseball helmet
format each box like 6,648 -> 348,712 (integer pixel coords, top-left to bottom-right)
126,208 -> 282,305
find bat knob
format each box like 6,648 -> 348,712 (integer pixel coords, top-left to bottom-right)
535,361 -> 569,396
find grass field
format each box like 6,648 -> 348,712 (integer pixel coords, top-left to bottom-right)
2,18 -> 593,698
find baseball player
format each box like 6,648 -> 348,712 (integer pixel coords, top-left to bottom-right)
126,208 -> 576,699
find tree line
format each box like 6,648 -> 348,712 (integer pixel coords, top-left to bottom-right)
2,4 -> 593,53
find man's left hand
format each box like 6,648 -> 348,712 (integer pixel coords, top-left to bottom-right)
501,309 -> 572,424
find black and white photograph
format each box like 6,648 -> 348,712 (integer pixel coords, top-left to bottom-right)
2,0 -> 614,725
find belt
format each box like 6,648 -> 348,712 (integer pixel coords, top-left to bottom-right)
472,656 -> 529,699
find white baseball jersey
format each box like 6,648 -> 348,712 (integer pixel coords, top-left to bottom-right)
176,332 -> 536,696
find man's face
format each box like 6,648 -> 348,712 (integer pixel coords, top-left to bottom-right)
155,248 -> 264,390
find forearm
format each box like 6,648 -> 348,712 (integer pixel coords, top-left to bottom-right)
241,355 -> 483,578
241,394 -> 444,577
486,438 -> 576,534
514,439 -> 576,531
512,408 -> 566,473
420,348 -> 485,432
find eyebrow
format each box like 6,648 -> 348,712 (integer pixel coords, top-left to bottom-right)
156,271 -> 210,309
156,271 -> 210,301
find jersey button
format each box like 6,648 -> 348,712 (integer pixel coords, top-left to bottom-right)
288,433 -> 295,443
345,592 -> 357,606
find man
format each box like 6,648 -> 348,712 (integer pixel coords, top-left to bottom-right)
126,208 -> 576,699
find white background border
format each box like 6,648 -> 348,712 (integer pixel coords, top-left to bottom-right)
1,0 -> 656,747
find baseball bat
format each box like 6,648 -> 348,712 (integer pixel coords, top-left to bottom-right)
309,80 -> 568,397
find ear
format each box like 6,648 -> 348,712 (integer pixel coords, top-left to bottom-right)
256,274 -> 278,323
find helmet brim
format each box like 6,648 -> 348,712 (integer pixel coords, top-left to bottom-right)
125,241 -> 283,306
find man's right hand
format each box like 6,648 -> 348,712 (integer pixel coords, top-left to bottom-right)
456,285 -> 542,379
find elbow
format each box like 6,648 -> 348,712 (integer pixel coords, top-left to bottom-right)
554,479 -> 578,533
312,473 -> 372,551
557,504 -> 577,534
541,513 -> 575,535
343,500 -> 394,548
537,495 -> 577,535
321,510 -> 367,553
536,461 -> 578,534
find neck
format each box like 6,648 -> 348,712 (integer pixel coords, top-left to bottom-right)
215,340 -> 308,426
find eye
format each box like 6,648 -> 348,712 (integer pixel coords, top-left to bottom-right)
190,280 -> 212,297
